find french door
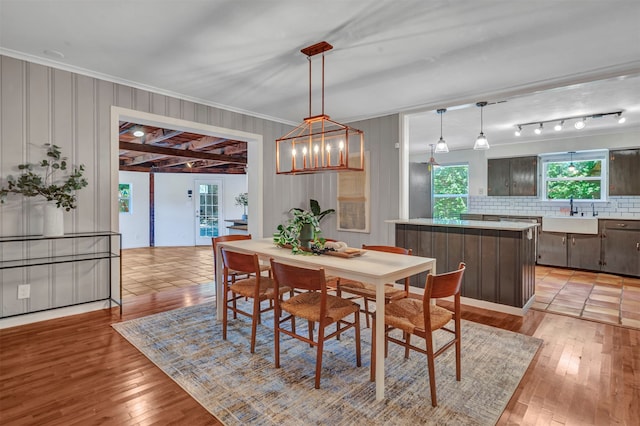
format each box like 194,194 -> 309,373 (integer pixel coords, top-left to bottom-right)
195,180 -> 222,245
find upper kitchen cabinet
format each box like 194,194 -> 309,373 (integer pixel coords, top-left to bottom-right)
609,148 -> 640,196
487,156 -> 538,196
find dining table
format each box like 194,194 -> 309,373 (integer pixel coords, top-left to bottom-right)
214,237 -> 436,401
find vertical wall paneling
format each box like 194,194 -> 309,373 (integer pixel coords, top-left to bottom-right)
133,88 -> 151,113
1,54 -> 400,321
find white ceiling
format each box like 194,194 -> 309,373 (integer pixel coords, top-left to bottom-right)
1,0 -> 640,153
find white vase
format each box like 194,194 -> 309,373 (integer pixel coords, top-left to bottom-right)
43,203 -> 64,236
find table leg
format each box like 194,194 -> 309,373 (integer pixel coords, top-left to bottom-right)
375,280 -> 385,401
215,245 -> 224,321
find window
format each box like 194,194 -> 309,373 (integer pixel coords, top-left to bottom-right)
541,150 -> 608,201
432,164 -> 469,219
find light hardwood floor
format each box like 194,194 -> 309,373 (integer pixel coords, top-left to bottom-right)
0,246 -> 638,425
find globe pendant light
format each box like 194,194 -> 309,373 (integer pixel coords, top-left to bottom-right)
435,108 -> 449,153
473,101 -> 490,150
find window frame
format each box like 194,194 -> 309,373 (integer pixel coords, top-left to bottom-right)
431,162 -> 469,219
539,149 -> 608,201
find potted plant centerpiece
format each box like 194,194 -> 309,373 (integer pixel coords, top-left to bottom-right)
235,192 -> 248,220
0,143 -> 88,236
273,199 -> 335,254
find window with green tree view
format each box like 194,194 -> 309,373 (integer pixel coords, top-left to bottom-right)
541,151 -> 607,201
432,164 -> 469,219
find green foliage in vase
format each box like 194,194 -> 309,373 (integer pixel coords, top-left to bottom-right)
273,199 -> 334,254
0,144 -> 88,211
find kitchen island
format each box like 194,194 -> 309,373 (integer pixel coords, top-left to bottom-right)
390,218 -> 538,315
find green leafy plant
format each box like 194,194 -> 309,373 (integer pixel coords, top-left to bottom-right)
0,144 -> 88,211
273,199 -> 334,254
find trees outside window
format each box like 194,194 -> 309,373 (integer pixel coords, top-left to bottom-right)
432,164 -> 468,219
542,151 -> 607,201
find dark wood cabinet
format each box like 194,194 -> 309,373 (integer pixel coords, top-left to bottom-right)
602,220 -> 640,276
537,231 -> 567,267
568,234 -> 602,270
609,148 -> 640,196
487,158 -> 510,196
487,156 -> 538,196
396,223 -> 536,309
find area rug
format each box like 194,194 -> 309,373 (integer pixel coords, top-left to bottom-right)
113,302 -> 542,425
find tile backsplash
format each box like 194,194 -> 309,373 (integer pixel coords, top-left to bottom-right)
468,196 -> 640,218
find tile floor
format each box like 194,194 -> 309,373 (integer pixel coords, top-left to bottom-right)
121,246 -> 214,298
533,265 -> 640,329
121,246 -> 640,329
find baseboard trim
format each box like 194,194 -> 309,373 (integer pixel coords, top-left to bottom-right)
0,301 -> 111,329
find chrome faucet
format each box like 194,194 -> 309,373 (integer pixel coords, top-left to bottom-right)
569,196 -> 578,216
591,202 -> 598,217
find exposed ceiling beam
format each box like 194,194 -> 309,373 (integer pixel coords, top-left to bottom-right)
119,141 -> 247,165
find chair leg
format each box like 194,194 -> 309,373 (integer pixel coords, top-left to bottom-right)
354,310 -> 361,367
222,285 -> 229,341
404,332 -> 411,359
250,297 -> 260,353
274,315 -> 281,369
455,317 -> 461,381
315,323 -> 325,389
308,320 -> 314,348
425,332 -> 438,407
362,298 -> 370,328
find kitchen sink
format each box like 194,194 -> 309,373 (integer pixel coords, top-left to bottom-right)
541,216 -> 599,234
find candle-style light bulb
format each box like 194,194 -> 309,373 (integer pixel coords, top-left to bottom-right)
339,140 -> 344,166
326,144 -> 331,167
302,146 -> 308,169
291,147 -> 296,170
314,144 -> 319,168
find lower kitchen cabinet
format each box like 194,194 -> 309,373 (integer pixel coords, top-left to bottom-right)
537,231 -> 567,267
396,223 -> 536,309
568,233 -> 602,270
602,220 -> 640,276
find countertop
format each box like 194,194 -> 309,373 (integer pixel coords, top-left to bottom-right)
388,218 -> 538,231
465,212 -> 640,221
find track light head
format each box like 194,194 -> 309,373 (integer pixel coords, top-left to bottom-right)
514,125 -> 522,136
554,120 -> 564,131
617,113 -> 626,124
534,123 -> 543,135
574,118 -> 586,129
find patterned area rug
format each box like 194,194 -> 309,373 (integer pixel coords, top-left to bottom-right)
113,302 -> 542,425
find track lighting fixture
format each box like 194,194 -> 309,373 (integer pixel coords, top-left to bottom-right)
133,129 -> 145,137
514,110 -> 624,136
435,108 -> 449,153
473,101 -> 490,150
534,123 -> 543,135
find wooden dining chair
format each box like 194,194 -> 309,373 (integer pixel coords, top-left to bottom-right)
335,245 -> 412,328
220,248 -> 290,353
370,262 -> 465,407
212,234 -> 270,285
269,259 -> 362,389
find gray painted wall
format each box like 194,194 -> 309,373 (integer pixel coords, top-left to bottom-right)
0,55 -> 399,318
